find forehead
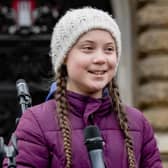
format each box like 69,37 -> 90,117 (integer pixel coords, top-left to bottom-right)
77,29 -> 115,43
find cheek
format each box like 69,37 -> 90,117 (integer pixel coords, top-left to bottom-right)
109,57 -> 117,69
66,61 -> 84,76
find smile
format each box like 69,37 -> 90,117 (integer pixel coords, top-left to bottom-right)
88,70 -> 106,75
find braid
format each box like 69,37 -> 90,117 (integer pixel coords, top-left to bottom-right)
108,78 -> 136,168
55,66 -> 72,168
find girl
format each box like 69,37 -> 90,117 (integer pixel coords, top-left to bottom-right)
3,7 -> 162,168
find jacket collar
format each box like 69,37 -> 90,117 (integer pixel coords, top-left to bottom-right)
67,91 -> 113,125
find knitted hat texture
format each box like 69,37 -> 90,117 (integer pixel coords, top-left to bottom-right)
50,7 -> 121,76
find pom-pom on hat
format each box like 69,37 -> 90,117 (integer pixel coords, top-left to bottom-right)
50,7 -> 121,76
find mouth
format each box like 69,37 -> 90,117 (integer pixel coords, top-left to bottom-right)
88,70 -> 107,75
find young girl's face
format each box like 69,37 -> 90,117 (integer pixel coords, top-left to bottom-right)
65,29 -> 117,98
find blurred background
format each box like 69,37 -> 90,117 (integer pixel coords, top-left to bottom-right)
0,0 -> 168,167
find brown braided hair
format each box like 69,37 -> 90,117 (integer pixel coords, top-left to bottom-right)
54,66 -> 72,168
108,78 -> 136,168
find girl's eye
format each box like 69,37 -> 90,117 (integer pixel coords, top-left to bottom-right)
81,46 -> 94,52
105,47 -> 115,53
83,46 -> 93,50
108,47 -> 114,51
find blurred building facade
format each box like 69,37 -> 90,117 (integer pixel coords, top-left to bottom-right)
114,0 -> 168,167
0,0 -> 168,167
136,0 -> 168,167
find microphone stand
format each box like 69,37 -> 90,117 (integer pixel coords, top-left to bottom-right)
0,79 -> 32,168
0,134 -> 18,168
15,92 -> 32,125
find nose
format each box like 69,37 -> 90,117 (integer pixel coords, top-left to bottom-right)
93,50 -> 107,64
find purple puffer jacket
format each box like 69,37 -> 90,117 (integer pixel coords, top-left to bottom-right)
3,91 -> 162,168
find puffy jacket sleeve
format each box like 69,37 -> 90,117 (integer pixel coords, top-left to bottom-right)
140,116 -> 163,168
3,108 -> 50,168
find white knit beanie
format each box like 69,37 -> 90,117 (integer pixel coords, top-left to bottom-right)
50,7 -> 121,76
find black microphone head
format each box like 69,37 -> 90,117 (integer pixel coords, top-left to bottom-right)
84,125 -> 101,139
84,125 -> 103,151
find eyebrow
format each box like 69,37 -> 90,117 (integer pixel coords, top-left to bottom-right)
78,40 -> 115,45
78,40 -> 94,44
105,42 -> 115,46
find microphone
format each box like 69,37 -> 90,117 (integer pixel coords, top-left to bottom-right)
84,125 -> 105,168
16,79 -> 30,97
16,79 -> 32,114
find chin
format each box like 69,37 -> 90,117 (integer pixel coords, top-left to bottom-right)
91,83 -> 108,90
88,86 -> 104,93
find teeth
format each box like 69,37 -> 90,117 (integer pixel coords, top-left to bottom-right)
92,71 -> 105,75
